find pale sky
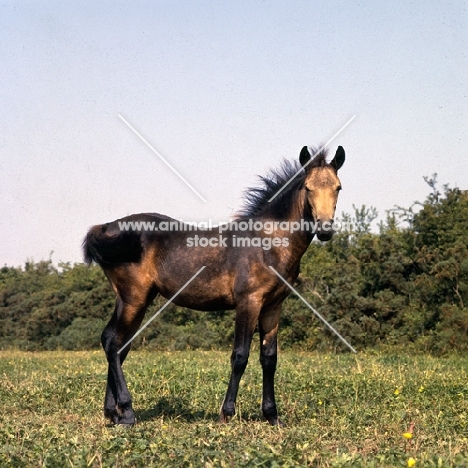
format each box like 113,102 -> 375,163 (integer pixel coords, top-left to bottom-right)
1,1 -> 467,266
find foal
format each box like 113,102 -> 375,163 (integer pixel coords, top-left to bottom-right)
83,145 -> 345,425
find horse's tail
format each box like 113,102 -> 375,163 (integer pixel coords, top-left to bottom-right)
83,223 -> 143,267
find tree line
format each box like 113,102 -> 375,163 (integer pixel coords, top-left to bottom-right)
1,178 -> 467,353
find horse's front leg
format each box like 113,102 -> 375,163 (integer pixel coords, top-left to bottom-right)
258,305 -> 283,426
220,300 -> 261,423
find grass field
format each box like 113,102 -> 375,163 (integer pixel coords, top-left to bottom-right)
1,349 -> 468,467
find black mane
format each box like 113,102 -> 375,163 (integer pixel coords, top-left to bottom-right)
237,147 -> 328,219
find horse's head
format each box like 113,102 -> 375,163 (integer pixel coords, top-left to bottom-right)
300,146 -> 345,241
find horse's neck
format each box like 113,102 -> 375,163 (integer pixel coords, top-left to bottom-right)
283,222 -> 314,264
262,190 -> 314,273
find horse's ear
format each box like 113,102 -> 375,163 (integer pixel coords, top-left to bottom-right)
299,146 -> 311,167
330,146 -> 345,171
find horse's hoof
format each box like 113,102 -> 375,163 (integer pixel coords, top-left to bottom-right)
219,402 -> 235,424
104,410 -> 120,425
105,409 -> 136,427
116,413 -> 136,426
264,416 -> 286,427
219,412 -> 231,424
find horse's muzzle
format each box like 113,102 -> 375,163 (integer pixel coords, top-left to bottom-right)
315,220 -> 335,241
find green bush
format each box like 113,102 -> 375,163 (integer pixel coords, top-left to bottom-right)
45,317 -> 106,350
0,180 -> 467,353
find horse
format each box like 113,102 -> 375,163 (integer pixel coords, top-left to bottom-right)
83,145 -> 345,426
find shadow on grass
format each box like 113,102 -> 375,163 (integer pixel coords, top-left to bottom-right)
136,397 -> 269,424
136,396 -> 219,423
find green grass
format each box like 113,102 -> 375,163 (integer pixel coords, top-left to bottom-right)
1,349 -> 468,467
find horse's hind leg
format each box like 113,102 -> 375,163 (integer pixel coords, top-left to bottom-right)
102,286 -> 156,425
